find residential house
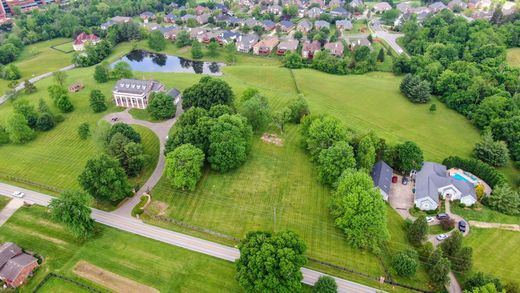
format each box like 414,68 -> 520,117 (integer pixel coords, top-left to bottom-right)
314,20 -> 330,30
349,0 -> 364,8
330,7 -> 350,17
348,36 -> 371,49
373,2 -> 392,13
215,3 -> 229,13
227,16 -> 243,26
164,13 -> 178,23
140,11 -> 155,23
243,18 -> 259,27
236,33 -> 260,52
311,0 -> 326,8
73,33 -> 100,51
112,79 -> 166,109
181,14 -> 196,22
195,5 -> 206,15
468,0 -> 492,9
301,40 -> 321,59
396,2 -> 412,13
0,243 -> 39,288
277,39 -> 299,55
414,162 -> 477,211
447,0 -> 467,10
471,10 -> 493,20
190,27 -> 207,40
278,20 -> 295,32
370,161 -> 393,201
307,7 -> 323,18
297,19 -> 313,32
336,19 -> 353,30
262,19 -> 276,31
217,31 -> 241,45
101,16 -> 132,30
143,22 -> 161,31
200,30 -> 223,43
160,26 -> 181,40
428,1 -> 447,13
328,0 -> 345,8
196,13 -> 210,25
253,36 -> 280,55
502,1 -> 517,15
298,6 -> 307,17
268,4 -> 283,15
324,41 -> 344,57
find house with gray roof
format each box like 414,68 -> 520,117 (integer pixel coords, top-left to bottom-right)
297,19 -> 313,32
277,39 -> 299,55
278,20 -> 295,32
330,7 -> 350,17
236,33 -> 260,52
336,19 -> 353,30
314,20 -> 330,30
414,162 -> 477,211
428,1 -> 447,12
0,243 -> 38,288
307,7 -> 323,18
371,160 -> 393,201
112,79 -> 166,109
373,2 -> 392,13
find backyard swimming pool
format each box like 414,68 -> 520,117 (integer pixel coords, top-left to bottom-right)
452,173 -> 478,185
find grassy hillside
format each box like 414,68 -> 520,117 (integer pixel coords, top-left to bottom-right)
507,48 -> 520,67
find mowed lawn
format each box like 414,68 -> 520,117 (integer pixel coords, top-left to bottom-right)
0,196 -> 10,210
464,228 -> 520,283
149,125 -> 429,289
0,205 -> 241,292
452,205 -> 520,225
0,38 -> 73,92
507,48 -> 520,67
0,68 -> 159,192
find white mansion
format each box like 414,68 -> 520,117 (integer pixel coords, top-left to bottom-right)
112,79 -> 166,109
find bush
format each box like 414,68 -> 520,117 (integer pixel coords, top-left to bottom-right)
78,123 -> 90,140
313,275 -> 337,293
131,196 -> 148,217
440,217 -> 455,231
392,250 -> 418,277
443,156 -> 507,188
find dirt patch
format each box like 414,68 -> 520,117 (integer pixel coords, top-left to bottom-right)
146,201 -> 169,216
261,133 -> 283,146
73,261 -> 159,293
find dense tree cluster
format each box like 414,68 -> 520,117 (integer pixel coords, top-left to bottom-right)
236,231 -> 307,292
182,76 -> 234,110
473,132 -> 510,167
395,11 -> 520,167
148,92 -> 176,120
49,190 -> 95,239
94,61 -> 133,83
166,144 -> 205,191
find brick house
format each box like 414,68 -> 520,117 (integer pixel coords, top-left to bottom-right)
302,40 -> 321,59
253,36 -> 279,55
0,243 -> 39,288
73,33 -> 100,51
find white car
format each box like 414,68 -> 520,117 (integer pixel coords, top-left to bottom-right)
12,191 -> 25,198
426,216 -> 434,223
436,234 -> 449,241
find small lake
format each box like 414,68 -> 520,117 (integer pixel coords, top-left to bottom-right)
112,50 -> 224,75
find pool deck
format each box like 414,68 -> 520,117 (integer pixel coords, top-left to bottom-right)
448,168 -> 492,194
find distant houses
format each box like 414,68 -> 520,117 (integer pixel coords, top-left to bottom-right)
0,243 -> 39,288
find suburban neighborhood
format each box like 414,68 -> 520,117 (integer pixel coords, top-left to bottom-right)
0,0 -> 519,292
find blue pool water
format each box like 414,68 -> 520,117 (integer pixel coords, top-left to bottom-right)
452,173 -> 473,183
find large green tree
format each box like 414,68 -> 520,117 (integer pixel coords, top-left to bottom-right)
317,141 -> 356,186
356,135 -> 377,171
148,92 -> 176,120
313,276 -> 337,293
182,76 -> 234,110
78,154 -> 133,202
208,114 -> 252,172
487,184 -> 520,215
392,250 -> 418,277
5,113 -> 35,144
165,144 -> 205,191
304,115 -> 350,160
407,215 -> 428,246
239,94 -> 270,131
394,141 -> 423,173
48,190 -> 94,239
473,132 -> 509,167
236,231 -> 307,292
329,170 -> 389,252
148,30 -> 167,51
89,89 -> 108,113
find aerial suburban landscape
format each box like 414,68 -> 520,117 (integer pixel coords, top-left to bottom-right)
0,0 -> 518,292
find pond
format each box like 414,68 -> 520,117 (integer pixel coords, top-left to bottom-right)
111,50 -> 224,75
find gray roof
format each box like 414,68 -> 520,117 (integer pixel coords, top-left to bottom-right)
371,161 -> 393,195
0,243 -> 21,268
167,88 -> 181,98
0,254 -> 37,282
415,162 -> 476,204
278,39 -> 299,50
113,79 -> 163,95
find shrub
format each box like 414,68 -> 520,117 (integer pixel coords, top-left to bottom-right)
313,275 -> 337,293
392,250 -> 418,277
131,196 -> 148,217
440,218 -> 455,231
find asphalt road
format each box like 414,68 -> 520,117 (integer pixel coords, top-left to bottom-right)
370,20 -> 405,55
0,182 -> 381,293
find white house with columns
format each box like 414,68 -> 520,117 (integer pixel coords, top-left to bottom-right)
112,79 -> 165,109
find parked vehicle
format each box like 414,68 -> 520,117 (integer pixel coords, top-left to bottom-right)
436,213 -> 449,220
436,234 -> 449,241
401,176 -> 409,185
426,216 -> 434,223
12,191 -> 24,198
392,176 -> 398,183
458,220 -> 467,233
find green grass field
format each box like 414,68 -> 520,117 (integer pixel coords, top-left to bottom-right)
507,48 -> 520,67
0,196 -> 10,210
0,205 -> 241,292
51,41 -> 74,53
0,38 -> 74,93
464,228 -> 520,283
36,277 -> 92,293
451,205 -> 520,225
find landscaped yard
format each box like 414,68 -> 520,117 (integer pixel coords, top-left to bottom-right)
507,48 -> 520,67
0,205 -> 241,292
0,38 -> 74,93
464,228 -> 520,283
147,125 -> 429,290
452,205 -> 520,225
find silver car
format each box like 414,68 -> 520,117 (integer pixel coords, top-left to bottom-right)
436,234 -> 449,241
12,191 -> 25,198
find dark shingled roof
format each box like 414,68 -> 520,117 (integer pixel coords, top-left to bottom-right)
167,88 -> 181,98
0,243 -> 22,268
371,160 -> 393,195
0,254 -> 37,282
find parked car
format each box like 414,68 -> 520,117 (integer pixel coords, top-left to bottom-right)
392,176 -> 398,183
436,213 -> 449,220
458,220 -> 467,233
12,191 -> 24,198
401,176 -> 409,185
436,234 -> 449,241
426,216 -> 434,223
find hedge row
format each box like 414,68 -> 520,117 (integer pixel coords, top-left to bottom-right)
442,156 -> 507,188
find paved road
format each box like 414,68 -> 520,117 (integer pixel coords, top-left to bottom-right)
0,198 -> 24,226
104,105 -> 183,217
0,64 -> 76,105
369,19 -> 405,55
0,183 -> 380,293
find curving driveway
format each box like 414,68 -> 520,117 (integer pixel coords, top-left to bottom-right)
104,104 -> 183,217
369,19 -> 405,55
